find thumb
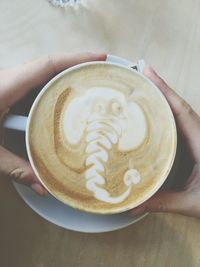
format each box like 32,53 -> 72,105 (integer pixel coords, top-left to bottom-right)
143,65 -> 200,162
130,191 -> 185,216
0,146 -> 47,196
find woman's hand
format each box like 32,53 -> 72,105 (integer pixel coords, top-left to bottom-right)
0,52 -> 106,196
131,66 -> 200,218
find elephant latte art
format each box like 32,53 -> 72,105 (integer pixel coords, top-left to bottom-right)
63,87 -> 146,203
28,63 -> 177,214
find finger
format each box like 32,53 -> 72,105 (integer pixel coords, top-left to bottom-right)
0,52 -> 107,110
143,65 -> 200,161
130,191 -> 186,216
0,146 -> 47,196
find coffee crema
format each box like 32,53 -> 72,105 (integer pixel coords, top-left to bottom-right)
28,63 -> 177,214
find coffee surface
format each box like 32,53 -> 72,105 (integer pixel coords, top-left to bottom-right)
28,63 -> 176,213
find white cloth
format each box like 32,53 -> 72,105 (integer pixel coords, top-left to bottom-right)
49,0 -> 81,7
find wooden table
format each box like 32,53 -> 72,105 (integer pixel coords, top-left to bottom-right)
0,1 -> 200,266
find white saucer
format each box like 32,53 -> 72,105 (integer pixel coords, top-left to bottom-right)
13,55 -> 147,233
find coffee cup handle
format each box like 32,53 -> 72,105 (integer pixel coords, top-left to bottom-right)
2,59 -> 145,132
3,114 -> 27,131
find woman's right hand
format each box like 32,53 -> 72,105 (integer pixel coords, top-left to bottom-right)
131,66 -> 200,218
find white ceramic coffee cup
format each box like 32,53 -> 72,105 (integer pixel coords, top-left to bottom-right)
3,55 -> 176,214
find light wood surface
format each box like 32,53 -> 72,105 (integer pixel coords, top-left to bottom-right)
0,0 -> 200,266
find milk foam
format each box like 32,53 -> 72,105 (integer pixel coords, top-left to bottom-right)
63,87 -> 147,203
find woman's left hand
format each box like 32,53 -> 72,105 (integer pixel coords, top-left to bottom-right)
0,52 -> 106,195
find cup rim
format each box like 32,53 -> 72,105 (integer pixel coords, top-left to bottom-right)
26,60 -> 177,214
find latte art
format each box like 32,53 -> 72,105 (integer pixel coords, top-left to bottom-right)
28,63 -> 177,214
63,87 -> 146,203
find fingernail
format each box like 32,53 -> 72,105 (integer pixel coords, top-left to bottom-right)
144,65 -> 156,75
90,51 -> 106,54
31,183 -> 48,196
91,52 -> 107,58
130,206 -> 146,217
